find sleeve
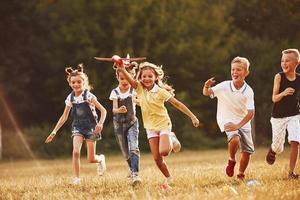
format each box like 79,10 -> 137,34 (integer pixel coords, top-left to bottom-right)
136,81 -> 143,96
246,88 -> 255,110
109,90 -> 117,100
87,91 -> 97,101
210,81 -> 226,98
65,94 -> 72,107
159,88 -> 172,102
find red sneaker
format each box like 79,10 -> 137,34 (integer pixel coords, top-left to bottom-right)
266,148 -> 276,165
237,173 -> 245,181
226,160 -> 236,177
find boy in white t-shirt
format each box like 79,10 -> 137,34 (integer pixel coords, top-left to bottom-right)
202,56 -> 255,181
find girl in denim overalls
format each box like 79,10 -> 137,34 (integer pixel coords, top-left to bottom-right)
45,64 -> 107,185
109,64 -> 141,185
115,62 -> 200,188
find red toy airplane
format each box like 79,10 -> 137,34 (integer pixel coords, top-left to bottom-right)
94,54 -> 146,66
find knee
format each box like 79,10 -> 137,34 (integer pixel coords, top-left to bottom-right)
73,150 -> 80,158
159,150 -> 170,157
230,136 -> 240,144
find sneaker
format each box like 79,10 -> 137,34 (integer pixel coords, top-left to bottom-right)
72,177 -> 81,185
226,159 -> 236,177
170,133 -> 181,153
131,172 -> 142,186
127,171 -> 133,179
288,172 -> 299,179
97,154 -> 106,176
266,148 -> 276,165
237,173 -> 245,181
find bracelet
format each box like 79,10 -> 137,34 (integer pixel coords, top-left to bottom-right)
51,132 -> 56,136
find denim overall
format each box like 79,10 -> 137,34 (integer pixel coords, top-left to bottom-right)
70,90 -> 101,141
113,87 -> 140,173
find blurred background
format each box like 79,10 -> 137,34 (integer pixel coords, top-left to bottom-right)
0,0 -> 299,159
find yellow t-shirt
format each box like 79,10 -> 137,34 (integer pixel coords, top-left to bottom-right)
136,82 -> 172,131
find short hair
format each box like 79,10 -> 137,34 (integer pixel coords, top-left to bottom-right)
282,49 -> 300,62
231,56 -> 250,71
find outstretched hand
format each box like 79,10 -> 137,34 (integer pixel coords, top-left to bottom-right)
191,117 -> 200,128
204,77 -> 216,87
45,133 -> 56,143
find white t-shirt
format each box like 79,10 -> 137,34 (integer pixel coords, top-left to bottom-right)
65,90 -> 98,119
109,87 -> 136,114
210,80 -> 254,132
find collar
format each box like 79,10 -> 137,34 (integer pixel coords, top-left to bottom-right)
148,84 -> 159,93
230,81 -> 247,93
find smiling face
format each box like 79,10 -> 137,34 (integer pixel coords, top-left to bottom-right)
231,62 -> 249,86
281,53 -> 299,74
139,68 -> 157,90
69,75 -> 85,94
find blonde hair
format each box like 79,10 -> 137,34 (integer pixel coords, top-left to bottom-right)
65,63 -> 92,91
231,56 -> 250,71
282,48 -> 300,62
115,62 -> 138,78
136,62 -> 174,95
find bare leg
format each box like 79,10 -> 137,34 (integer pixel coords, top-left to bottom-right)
239,152 -> 251,174
289,141 -> 299,174
228,136 -> 240,161
72,136 -> 84,178
159,134 -> 172,156
149,137 -> 171,178
86,140 -> 99,163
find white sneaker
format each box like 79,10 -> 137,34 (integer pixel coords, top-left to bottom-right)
72,177 -> 81,185
97,154 -> 106,176
170,133 -> 181,153
131,172 -> 142,186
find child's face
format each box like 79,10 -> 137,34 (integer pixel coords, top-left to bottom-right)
140,68 -> 157,90
69,75 -> 84,93
117,72 -> 130,90
281,53 -> 299,73
231,62 -> 249,84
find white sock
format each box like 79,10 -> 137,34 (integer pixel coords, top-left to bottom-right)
95,155 -> 102,163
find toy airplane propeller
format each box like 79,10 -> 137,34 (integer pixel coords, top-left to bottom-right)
94,54 -> 146,66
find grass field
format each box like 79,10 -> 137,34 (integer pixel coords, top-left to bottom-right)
1,148 -> 300,200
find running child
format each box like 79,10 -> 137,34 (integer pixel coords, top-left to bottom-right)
45,64 -> 107,184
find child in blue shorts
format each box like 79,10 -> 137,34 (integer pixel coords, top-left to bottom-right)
45,64 -> 107,184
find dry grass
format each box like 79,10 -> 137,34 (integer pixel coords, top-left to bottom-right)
1,148 -> 300,200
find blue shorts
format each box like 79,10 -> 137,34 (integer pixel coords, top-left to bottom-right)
71,126 -> 101,141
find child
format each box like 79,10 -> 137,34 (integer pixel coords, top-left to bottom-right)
202,56 -> 255,180
45,64 -> 107,184
266,48 -> 300,179
109,62 -> 142,185
116,61 -> 199,187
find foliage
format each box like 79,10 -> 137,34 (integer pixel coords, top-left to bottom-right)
0,0 -> 299,157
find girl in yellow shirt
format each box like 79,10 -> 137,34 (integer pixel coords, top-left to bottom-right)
116,62 -> 199,187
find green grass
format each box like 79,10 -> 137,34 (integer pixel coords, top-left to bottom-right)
1,148 -> 300,200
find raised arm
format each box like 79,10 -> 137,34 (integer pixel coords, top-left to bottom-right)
116,63 -> 138,89
45,105 -> 71,143
202,77 -> 215,96
168,97 -> 200,127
